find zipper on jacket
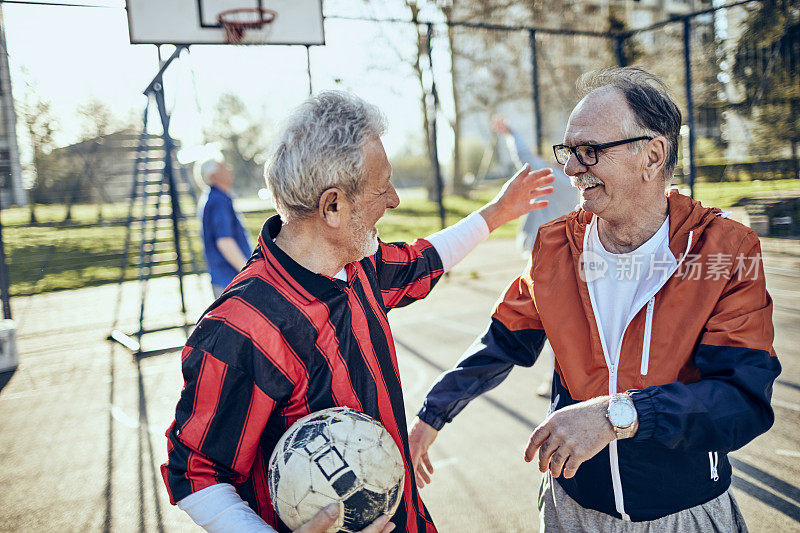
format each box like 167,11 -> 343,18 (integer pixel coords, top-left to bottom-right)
582,221 -> 695,522
708,451 -> 719,481
640,297 -> 655,376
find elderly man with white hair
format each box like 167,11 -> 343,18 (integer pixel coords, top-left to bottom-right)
197,158 -> 254,298
162,91 -> 555,533
410,67 -> 780,531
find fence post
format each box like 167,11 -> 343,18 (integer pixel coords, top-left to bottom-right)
529,29 -> 543,155
683,17 -> 697,198
615,34 -> 628,67
0,209 -> 11,320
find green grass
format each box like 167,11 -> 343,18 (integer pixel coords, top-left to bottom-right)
690,178 -> 800,209
3,178 -> 797,296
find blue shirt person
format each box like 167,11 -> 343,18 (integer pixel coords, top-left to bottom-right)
196,160 -> 253,298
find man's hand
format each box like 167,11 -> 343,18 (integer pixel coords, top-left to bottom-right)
490,115 -> 511,135
408,417 -> 438,489
216,236 -> 248,271
523,396 -> 616,479
479,165 -> 556,232
296,503 -> 395,533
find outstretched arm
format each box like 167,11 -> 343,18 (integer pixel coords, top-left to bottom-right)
375,166 -> 554,309
425,166 -> 554,272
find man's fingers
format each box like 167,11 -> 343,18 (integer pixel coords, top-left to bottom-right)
549,451 -> 569,478
421,452 -> 434,475
525,167 -> 553,181
562,456 -> 582,479
417,464 -> 431,485
509,163 -> 532,182
538,438 -> 558,473
357,514 -> 393,533
529,171 -> 556,186
531,186 -> 555,199
524,425 -> 549,462
296,503 -> 339,533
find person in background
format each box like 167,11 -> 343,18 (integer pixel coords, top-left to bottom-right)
491,116 -> 577,256
197,159 -> 254,299
491,116 -> 577,397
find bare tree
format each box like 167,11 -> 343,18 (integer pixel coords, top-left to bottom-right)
16,73 -> 59,224
203,92 -> 273,195
61,97 -> 120,222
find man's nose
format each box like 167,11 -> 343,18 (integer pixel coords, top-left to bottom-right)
563,153 -> 587,177
387,184 -> 400,209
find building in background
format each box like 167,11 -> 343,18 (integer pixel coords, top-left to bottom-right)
0,4 -> 25,208
447,0 -> 761,182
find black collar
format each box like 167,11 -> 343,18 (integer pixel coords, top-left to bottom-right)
258,215 -> 355,302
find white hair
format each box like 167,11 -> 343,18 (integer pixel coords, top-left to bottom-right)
264,91 -> 387,221
198,159 -> 222,187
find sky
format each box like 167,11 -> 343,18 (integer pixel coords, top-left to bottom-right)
4,0 -> 456,162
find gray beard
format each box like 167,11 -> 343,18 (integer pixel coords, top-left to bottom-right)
350,211 -> 380,260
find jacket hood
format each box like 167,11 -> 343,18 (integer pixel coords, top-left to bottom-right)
564,190 -> 721,259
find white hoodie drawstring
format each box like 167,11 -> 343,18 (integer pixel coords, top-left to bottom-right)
708,451 -> 719,481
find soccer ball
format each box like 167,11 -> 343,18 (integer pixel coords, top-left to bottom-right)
268,407 -> 405,532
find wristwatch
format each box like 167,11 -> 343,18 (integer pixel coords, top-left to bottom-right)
606,393 -> 637,440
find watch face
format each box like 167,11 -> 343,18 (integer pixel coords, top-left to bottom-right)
608,401 -> 636,427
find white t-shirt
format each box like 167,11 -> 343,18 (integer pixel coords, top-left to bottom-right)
586,215 -> 671,368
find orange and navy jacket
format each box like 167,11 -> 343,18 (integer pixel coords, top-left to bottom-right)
162,215 -> 441,533
418,191 -> 780,521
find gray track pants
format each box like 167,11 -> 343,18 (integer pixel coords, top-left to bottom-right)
538,473 -> 748,532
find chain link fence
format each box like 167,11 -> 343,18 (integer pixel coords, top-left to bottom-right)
3,0 -> 797,298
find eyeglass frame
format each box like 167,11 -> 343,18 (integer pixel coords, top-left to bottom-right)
552,136 -> 653,167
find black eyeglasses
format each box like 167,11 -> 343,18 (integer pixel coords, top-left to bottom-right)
552,136 -> 653,166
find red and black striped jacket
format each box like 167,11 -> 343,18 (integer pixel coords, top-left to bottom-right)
161,215 -> 443,532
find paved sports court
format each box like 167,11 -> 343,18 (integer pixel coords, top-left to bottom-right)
1,236 -> 798,532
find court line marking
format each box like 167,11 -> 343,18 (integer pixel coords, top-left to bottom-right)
431,457 -> 459,469
773,399 -> 800,412
776,449 -> 800,458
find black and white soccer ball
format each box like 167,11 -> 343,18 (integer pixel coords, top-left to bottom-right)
267,407 -> 405,532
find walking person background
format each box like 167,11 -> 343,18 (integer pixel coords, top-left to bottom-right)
196,158 -> 254,299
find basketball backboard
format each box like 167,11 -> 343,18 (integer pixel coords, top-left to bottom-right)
125,0 -> 324,45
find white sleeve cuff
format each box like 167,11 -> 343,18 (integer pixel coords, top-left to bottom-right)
425,212 -> 490,272
177,483 -> 278,533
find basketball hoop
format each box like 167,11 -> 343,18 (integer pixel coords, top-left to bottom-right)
217,8 -> 276,44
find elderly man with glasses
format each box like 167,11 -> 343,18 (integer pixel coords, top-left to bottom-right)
409,67 -> 780,531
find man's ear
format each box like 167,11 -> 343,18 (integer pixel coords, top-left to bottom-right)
643,136 -> 667,182
319,187 -> 345,228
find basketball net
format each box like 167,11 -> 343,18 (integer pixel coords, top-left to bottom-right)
217,8 -> 276,44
